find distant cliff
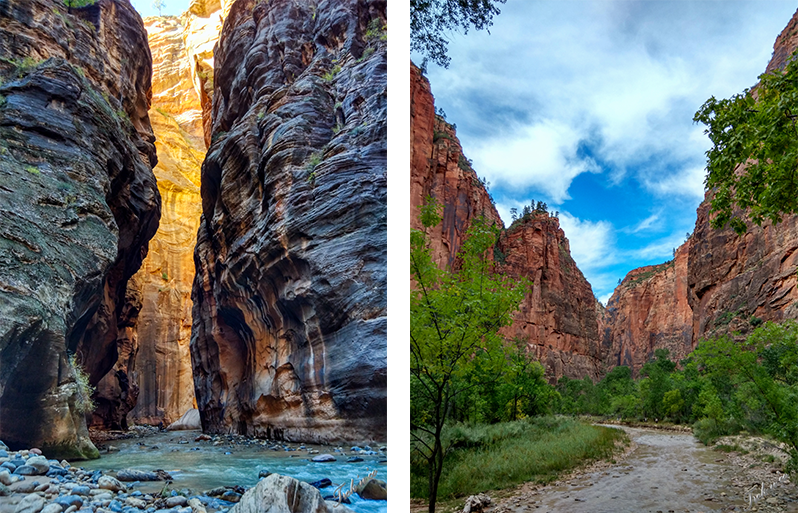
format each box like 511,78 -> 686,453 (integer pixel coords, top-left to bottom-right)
0,0 -> 159,457
192,0 -> 387,442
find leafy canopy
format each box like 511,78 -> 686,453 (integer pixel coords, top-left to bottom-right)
694,51 -> 798,234
410,0 -> 506,69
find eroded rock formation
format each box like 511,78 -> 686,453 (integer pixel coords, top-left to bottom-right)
192,0 -> 387,442
0,0 -> 159,457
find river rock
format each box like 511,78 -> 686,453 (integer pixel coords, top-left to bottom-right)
461,493 -> 491,513
231,474 -> 354,513
98,476 -> 126,493
345,457 -> 363,463
165,497 -> 187,508
25,457 -> 50,475
309,479 -> 332,489
116,470 -> 161,482
220,491 -> 241,503
40,504 -> 63,513
14,466 -> 39,476
354,479 -> 386,501
0,469 -> 12,485
124,497 -> 146,509
14,481 -> 39,494
166,410 -> 201,431
14,494 -> 45,513
257,471 -> 271,479
311,455 -> 336,463
0,483 -> 8,496
53,496 -> 83,509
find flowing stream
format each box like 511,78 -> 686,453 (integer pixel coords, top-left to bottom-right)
79,430 -> 386,513
510,426 -> 745,512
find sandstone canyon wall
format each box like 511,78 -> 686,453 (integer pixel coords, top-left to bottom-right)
0,0 -> 159,457
600,242 -> 693,375
92,0 -> 232,429
192,0 -> 387,442
411,63 -> 602,382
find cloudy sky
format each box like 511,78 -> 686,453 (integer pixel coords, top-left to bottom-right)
416,0 -> 797,304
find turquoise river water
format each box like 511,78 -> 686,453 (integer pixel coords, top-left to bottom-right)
80,430 -> 387,513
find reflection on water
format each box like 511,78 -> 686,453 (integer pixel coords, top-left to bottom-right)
81,430 -> 387,513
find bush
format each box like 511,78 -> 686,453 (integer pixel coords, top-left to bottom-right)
693,417 -> 743,446
68,355 -> 95,414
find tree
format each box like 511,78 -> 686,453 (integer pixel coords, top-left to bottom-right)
694,322 -> 798,475
152,0 -> 165,15
410,197 -> 527,513
411,0 -> 506,69
694,50 -> 798,234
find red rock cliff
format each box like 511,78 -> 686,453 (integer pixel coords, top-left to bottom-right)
600,242 -> 693,375
0,0 -> 159,457
497,215 -> 603,381
192,0 -> 387,442
411,63 -> 602,381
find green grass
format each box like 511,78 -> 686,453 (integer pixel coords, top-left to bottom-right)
714,444 -> 749,454
322,64 -> 341,82
411,416 -> 627,501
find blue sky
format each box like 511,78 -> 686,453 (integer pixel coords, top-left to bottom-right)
416,0 -> 798,304
132,0 -> 190,18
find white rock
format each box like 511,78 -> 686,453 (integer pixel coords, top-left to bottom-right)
187,498 -> 207,513
0,470 -> 12,486
40,504 -> 63,513
231,474 -> 353,513
167,409 -> 201,431
97,476 -> 126,493
166,496 -> 187,508
124,497 -> 146,509
14,494 -> 45,513
25,456 -> 50,475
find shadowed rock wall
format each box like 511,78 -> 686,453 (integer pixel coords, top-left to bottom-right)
192,0 -> 387,442
0,0 -> 159,457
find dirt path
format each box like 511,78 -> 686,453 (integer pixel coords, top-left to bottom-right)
494,426 -> 795,513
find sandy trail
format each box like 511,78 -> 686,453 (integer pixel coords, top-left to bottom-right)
497,426 -> 786,513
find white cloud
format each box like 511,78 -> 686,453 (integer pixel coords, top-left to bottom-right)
426,0 -> 795,202
470,121 -> 600,203
557,212 -> 617,273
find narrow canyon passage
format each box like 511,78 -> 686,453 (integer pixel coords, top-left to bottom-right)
501,427 -> 759,513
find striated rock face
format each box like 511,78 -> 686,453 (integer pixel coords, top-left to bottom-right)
410,64 -> 501,269
687,200 -> 798,342
0,0 -> 159,457
192,0 -> 387,442
497,215 -> 603,381
600,242 -> 693,375
411,63 -> 601,382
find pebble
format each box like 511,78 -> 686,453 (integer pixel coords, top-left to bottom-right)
98,476 -> 126,493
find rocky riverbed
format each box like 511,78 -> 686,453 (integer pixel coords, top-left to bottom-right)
0,429 -> 387,513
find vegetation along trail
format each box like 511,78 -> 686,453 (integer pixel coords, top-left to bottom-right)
496,426 -> 794,513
